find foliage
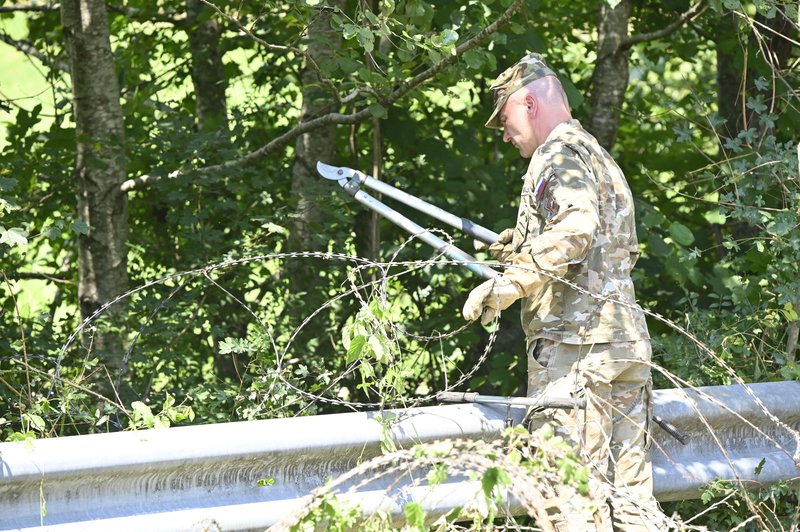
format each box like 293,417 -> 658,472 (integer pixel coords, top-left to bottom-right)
1,0 -> 799,529
664,478 -> 800,531
276,424 -> 605,530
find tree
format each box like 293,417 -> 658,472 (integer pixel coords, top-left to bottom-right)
186,0 -> 229,136
288,1 -> 344,274
60,0 -> 130,387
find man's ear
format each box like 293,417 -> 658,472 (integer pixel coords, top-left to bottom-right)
523,93 -> 537,117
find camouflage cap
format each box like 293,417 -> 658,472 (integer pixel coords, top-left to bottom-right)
485,52 -> 556,129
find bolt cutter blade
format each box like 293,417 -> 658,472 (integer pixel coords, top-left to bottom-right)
316,161 -> 355,183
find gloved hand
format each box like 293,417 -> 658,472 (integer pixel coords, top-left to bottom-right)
462,276 -> 524,325
474,228 -> 515,262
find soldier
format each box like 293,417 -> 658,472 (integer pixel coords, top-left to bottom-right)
462,53 -> 664,531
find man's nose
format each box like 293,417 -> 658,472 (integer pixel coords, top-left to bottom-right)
502,130 -> 510,143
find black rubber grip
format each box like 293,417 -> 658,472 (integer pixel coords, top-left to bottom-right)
653,415 -> 690,445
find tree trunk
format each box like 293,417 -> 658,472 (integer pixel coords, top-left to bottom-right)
354,122 -> 382,263
288,2 -> 343,280
61,0 -> 129,381
715,12 -> 743,138
587,0 -> 631,151
185,0 -> 229,136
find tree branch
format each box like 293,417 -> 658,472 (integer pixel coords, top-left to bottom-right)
7,271 -> 75,284
0,4 -> 59,12
120,0 -> 524,192
0,32 -> 70,72
621,0 -> 707,49
107,4 -> 186,26
119,171 -> 178,193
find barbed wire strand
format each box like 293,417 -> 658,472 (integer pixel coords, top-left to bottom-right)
40,230 -> 800,529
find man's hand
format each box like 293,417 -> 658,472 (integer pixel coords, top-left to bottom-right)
474,228 -> 515,262
462,277 -> 524,325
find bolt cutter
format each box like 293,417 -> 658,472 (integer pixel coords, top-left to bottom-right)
317,161 -> 500,280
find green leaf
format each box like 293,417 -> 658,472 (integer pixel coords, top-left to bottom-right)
346,334 -> 367,363
754,457 -> 766,475
647,234 -> 671,257
257,477 -> 276,487
463,49 -> 484,69
363,10 -> 379,25
404,502 -> 426,528
426,463 -> 448,485
444,506 -> 462,522
481,466 -> 509,498
0,196 -> 19,213
561,76 -> 584,110
0,226 -> 28,247
668,222 -> 695,246
782,303 -> 798,322
70,219 -> 91,235
356,27 -> 374,53
427,48 -> 443,64
342,23 -> 358,39
368,335 -> 391,363
219,337 -> 254,355
0,177 -> 17,191
367,103 -> 387,119
439,29 -> 458,46
23,413 -> 46,432
131,401 -> 155,428
780,363 -> 800,381
44,221 -> 64,240
641,210 -> 666,228
381,0 -> 395,16
336,57 -> 361,74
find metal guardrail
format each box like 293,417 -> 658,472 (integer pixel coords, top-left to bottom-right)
1,382 -> 799,531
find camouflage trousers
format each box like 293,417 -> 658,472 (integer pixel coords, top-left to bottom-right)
526,339 -> 666,532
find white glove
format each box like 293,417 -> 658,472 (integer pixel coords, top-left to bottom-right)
462,277 -> 524,325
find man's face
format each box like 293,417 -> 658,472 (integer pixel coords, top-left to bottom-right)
499,92 -> 537,158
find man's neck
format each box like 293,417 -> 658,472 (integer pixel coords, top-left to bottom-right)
535,113 -> 573,146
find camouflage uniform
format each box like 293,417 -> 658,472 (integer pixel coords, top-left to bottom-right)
485,54 -> 662,531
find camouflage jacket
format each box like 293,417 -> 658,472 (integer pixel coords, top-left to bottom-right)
503,119 -> 650,345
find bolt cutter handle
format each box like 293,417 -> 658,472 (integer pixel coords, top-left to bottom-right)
317,162 -> 499,244
317,162 -> 500,279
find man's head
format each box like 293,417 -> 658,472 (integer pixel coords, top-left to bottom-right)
485,53 -> 556,128
485,53 -> 572,158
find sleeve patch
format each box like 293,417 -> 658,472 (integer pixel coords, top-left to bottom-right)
534,171 -> 559,219
533,173 -> 551,202
542,192 -> 559,219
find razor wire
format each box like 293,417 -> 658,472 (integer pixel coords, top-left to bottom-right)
48,229 -> 499,412
0,244 -> 783,532
41,225 -> 800,529
48,226 -> 800,441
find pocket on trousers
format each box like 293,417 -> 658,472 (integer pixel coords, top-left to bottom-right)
527,341 -> 548,397
643,378 -> 654,451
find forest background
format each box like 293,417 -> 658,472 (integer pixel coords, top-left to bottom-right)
0,0 -> 798,529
